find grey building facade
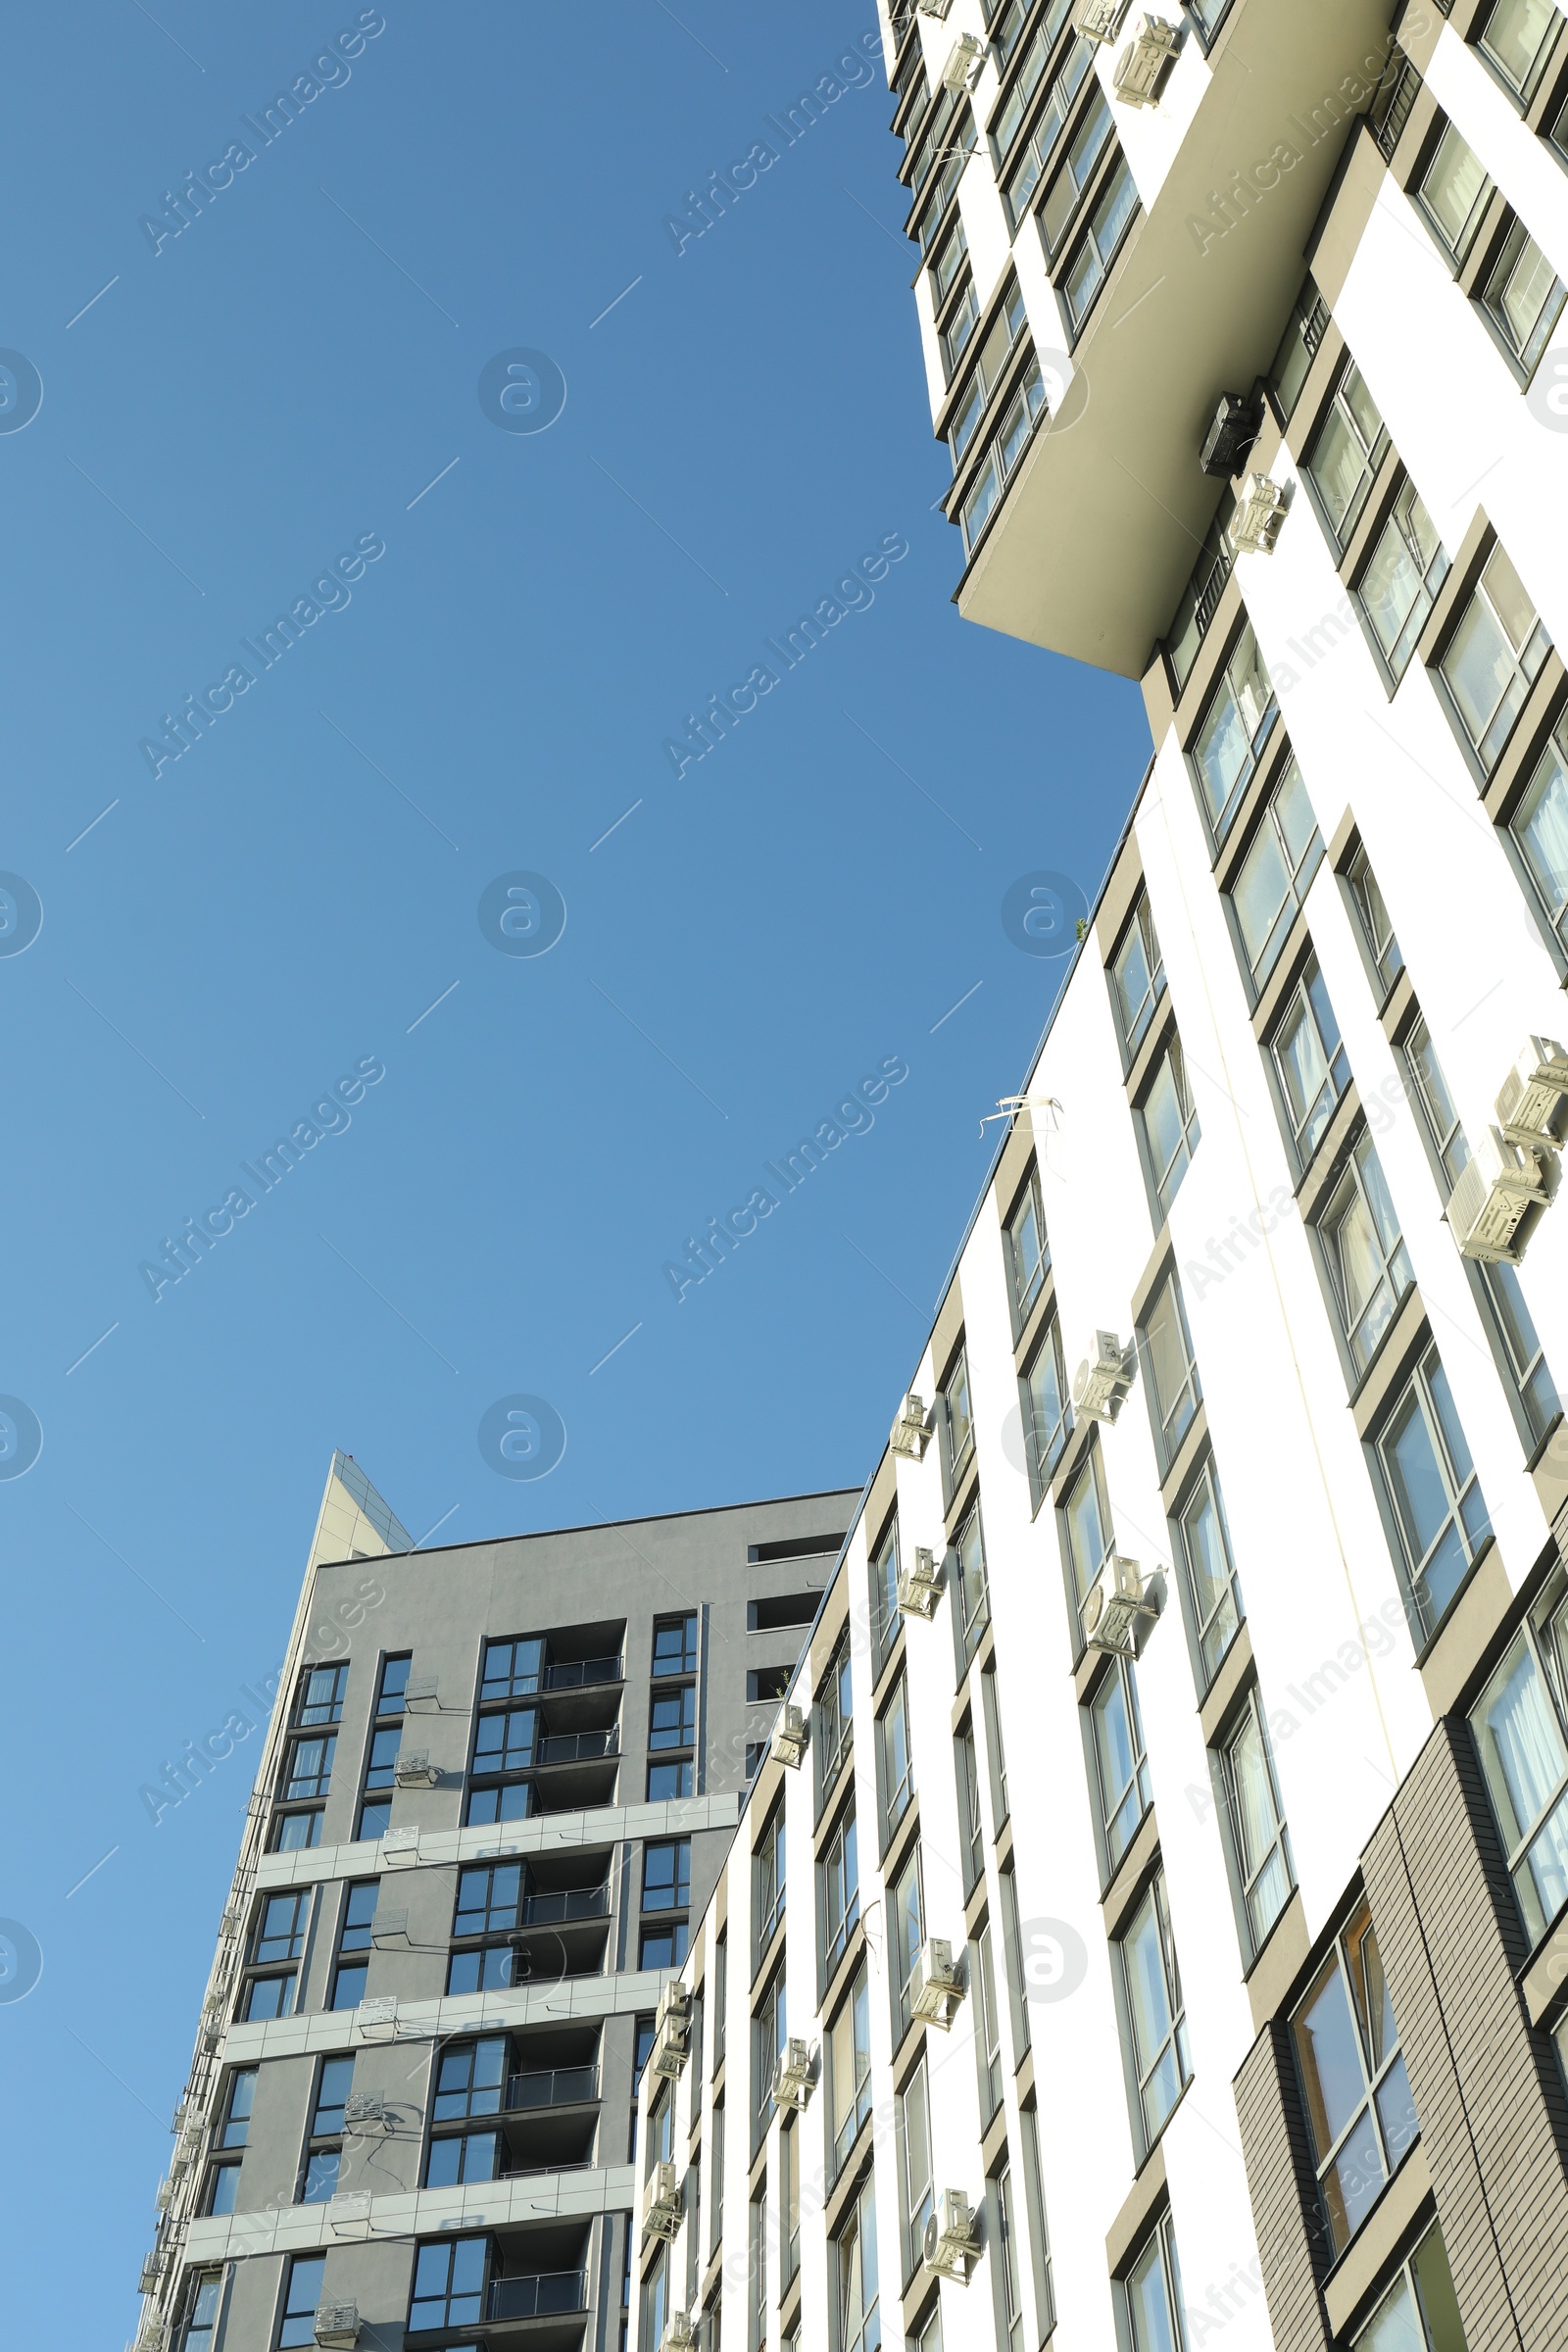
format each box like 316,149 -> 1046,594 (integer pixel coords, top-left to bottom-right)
136,1453 -> 858,2352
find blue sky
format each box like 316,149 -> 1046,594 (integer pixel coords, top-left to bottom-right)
0,3 -> 1146,2328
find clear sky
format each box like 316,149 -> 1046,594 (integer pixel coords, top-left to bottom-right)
0,3 -> 1147,2330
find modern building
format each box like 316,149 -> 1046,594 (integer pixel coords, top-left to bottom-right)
624,9 -> 1568,2352
133,1452 -> 859,2352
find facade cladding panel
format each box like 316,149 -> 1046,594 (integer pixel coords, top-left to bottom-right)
140,6 -> 1568,2352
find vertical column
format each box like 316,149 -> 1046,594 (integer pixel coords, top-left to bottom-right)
1234,2018 -> 1334,2352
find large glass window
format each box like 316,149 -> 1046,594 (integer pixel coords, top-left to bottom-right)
1089,1656 -> 1152,1872
409,2236 -> 488,2332
1229,758 -> 1321,987
976,1922 -> 1004,2121
179,2274 -> 223,2352
294,1663 -> 347,1726
1471,1618 -> 1568,1939
1020,1316 -> 1071,1504
1416,120 -> 1493,265
331,1881 -> 378,2010
643,1838 -> 691,1913
1347,843 -> 1403,996
1139,1033 -> 1201,1216
832,2176 -> 880,2352
1061,1447 -> 1114,1626
1005,1167 -> 1050,1328
652,1613 -> 698,1676
1437,541 -> 1550,770
753,1968 -> 786,2147
1511,716 -> 1568,953
953,1505 -> 991,1667
1476,0 -> 1563,99
892,1845 -> 926,2042
1178,1459 -> 1244,1683
1480,214 -> 1566,376
948,280 -> 1028,464
817,1635 -> 855,1809
1061,152 -> 1137,329
1403,1015 -> 1470,1187
481,1636 -> 546,1699
822,1806 -> 860,1976
1319,1133 -> 1413,1376
870,1516 -> 901,1676
1378,1344 -> 1491,1634
941,1345 -> 975,1496
1039,84 -> 1113,253
1141,1271 -> 1200,1465
1269,959 -> 1349,1164
997,24 -> 1091,230
1291,1897 -> 1419,2256
880,1675 -> 915,1841
1110,894 -> 1165,1056
957,1722 -> 985,1891
994,2160 -> 1025,2352
1192,623 -> 1276,840
1352,2223 -> 1468,2350
432,2036 -> 506,2120
1124,2213 -> 1188,2352
1481,1259 -> 1559,1445
1304,360 -> 1388,548
1359,480 -> 1450,680
828,1963 -> 873,2178
896,2053 -> 935,2278
277,2256 -> 327,2349
1117,1874 -> 1190,2145
1220,1692 -> 1293,1947
959,356 -> 1047,555
755,1806 -> 785,1960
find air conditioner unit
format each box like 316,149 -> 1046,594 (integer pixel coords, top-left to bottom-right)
890,1393 -> 931,1459
199,1997 -> 225,2054
219,1902 -> 243,1939
1200,389 -> 1263,479
897,1545 -> 943,1619
1494,1036 -> 1568,1148
381,1825 -> 419,1863
1074,0 -> 1129,40
344,2091 -> 389,2134
1073,1331 -> 1137,1422
370,1907 -> 410,1947
662,2315 -> 699,2351
328,2190 -> 373,2233
770,1704 -> 808,1770
155,2175 -> 175,2212
652,1983 -> 692,2080
916,0 -> 954,18
771,2037 -> 814,2110
357,1994 -> 399,2034
393,1749 -> 437,1787
1228,471 -> 1288,555
910,1937 -> 964,2030
941,30 -> 986,90
1448,1127 -> 1548,1263
137,2320 -> 169,2352
172,2124 -> 204,2177
644,2158 -> 682,2239
404,1672 -> 440,1711
315,2305 -> 363,2350
1113,14 -> 1181,105
923,2188 -> 980,2279
138,2252 -> 166,2295
1083,1554 -> 1155,1654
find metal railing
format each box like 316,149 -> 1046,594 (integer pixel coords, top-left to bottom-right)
507,2062 -> 600,2111
544,1654 -> 622,1690
518,1886 -> 611,1927
537,1730 -> 618,1764
488,2272 -> 589,2320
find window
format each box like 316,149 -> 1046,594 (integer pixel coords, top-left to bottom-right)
409,2236 -> 488,2332
880,1675 -> 915,1840
294,1663 -> 347,1726
948,281 -> 1029,464
755,1806 -> 786,1959
649,1757 -> 693,1800
301,2055 -> 355,2203
1191,622 -> 1276,841
897,2052 -> 935,2278
650,1684 -> 697,1750
331,1882 -> 377,2009
1019,2106 -> 1055,2339
1116,1874 -> 1191,2145
940,283 -> 980,387
869,1516 -> 901,1677
1005,1166 -> 1050,1328
1139,1032 -> 1201,1215
753,1968 -> 786,2147
427,2124 -> 501,2187
218,2065 -> 257,2148
481,1635 -> 545,1699
1110,894 -> 1165,1057
822,1806 -> 860,1975
448,1863 -> 524,1994
643,1838 -> 691,1912
1511,714 -> 1568,953
982,1667 -> 1010,1828
1269,959 -> 1349,1165
466,1699 -> 538,1826
1303,360 -> 1388,548
996,25 -> 1092,231
1178,1459 -> 1244,1682
1123,2213 -> 1188,2352
1415,120 -> 1493,266
1480,213 -> 1566,375
1481,1258 -> 1559,1445
358,1729 -> 400,1840
832,2176 -> 881,2352
816,1635 -> 855,1809
959,355 -> 1047,554
891,1845 -> 926,2042
281,1733 -> 334,1799
1359,480 -> 1451,679
1141,1271 -> 1200,1466
1318,1133 -> 1414,1374
940,1344 -> 975,1496
713,1935 -> 727,2070
749,1665 -> 792,1703
1268,273 -> 1328,423
1378,1343 -> 1491,1634
1437,540 -> 1550,769
952,1504 -> 991,1668
1088,1656 -> 1152,1873
1061,1446 -> 1113,1633
994,2161 -> 1025,2352
956,1723 -> 985,1891
1039,84 -> 1113,252
253,1889 -> 309,1966
780,2117 -> 801,2288
1403,1015 -> 1469,1186
748,2184 -> 768,2352
1346,843 -> 1402,996
179,2273 -> 222,2352
432,2036 -> 506,2120
1471,1615 -> 1568,1938
642,2245 -> 669,2352
204,2156 -> 241,2216
1476,0 -> 1563,100
1220,1692 -> 1293,1948
1020,1315 -> 1071,1504
1165,509 -> 1234,695
1230,760 -> 1321,988
1291,1896 -> 1418,2254
710,2097 -> 725,2256
1062,153 -> 1138,328
1352,2223 -> 1469,2350
277,2254 -> 327,2349
975,1922 -> 1004,2121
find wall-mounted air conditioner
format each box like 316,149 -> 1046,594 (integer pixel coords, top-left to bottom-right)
1113,15 -> 1181,106
356,1995 -> 399,2035
923,2189 -> 979,2279
327,2190 -> 372,2234
916,0 -> 954,18
1494,1037 -> 1568,1150
891,1394 -> 931,1459
392,1749 -> 437,1787
910,1937 -> 964,2029
1200,390 -> 1262,479
381,1825 -> 419,1864
1083,1554 -> 1155,1654
1073,1332 -> 1137,1422
941,30 -> 986,90
370,1907 -> 410,1947
662,2317 -> 698,2351
344,2091 -> 390,2134
644,2158 -> 682,2239
898,1545 -> 943,1620
771,2037 -> 815,2110
1447,1127 -> 1547,1263
314,2305 -> 363,2350
404,1673 -> 440,1712
1074,0 -> 1129,41
138,2251 -> 166,2295
770,1705 -> 808,1770
1228,472 -> 1288,555
652,1983 -> 692,2080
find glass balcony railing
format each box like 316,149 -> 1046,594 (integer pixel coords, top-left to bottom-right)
488,2271 -> 588,2320
536,1730 -> 618,1764
519,1886 -> 611,1926
543,1655 -> 622,1690
507,2062 -> 600,2111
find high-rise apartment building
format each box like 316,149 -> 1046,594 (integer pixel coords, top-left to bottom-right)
134,1453 -> 859,2352
623,9 -> 1568,2352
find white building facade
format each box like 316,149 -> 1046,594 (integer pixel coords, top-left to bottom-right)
631,8 -> 1568,2352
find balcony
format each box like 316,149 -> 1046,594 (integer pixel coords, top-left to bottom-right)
956,0 -> 1392,674
536,1730 -> 617,1765
490,2272 -> 588,2321
507,2063 -> 600,2111
544,1654 -> 621,1691
520,1886 -> 610,1926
